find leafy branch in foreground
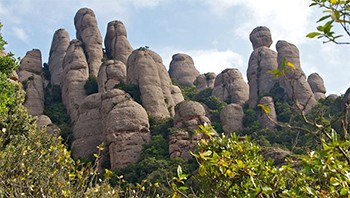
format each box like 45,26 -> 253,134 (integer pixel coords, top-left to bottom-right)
308,0 -> 350,44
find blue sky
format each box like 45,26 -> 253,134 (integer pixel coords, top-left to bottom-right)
0,0 -> 349,94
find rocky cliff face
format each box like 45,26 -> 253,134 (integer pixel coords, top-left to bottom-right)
276,40 -> 316,113
169,53 -> 200,87
212,68 -> 249,106
169,101 -> 213,160
18,49 -> 45,116
61,39 -> 89,123
20,7 -> 334,170
247,27 -> 278,107
74,8 -> 103,77
127,49 -> 183,118
104,20 -> 133,65
48,29 -> 70,85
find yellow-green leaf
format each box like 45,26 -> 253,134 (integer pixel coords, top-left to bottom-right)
286,61 -> 295,69
258,104 -> 270,114
199,165 -> 206,176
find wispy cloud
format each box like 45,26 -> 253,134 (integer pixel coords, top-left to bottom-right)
11,26 -> 28,42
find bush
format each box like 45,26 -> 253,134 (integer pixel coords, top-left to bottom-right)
84,75 -> 98,95
115,82 -> 142,104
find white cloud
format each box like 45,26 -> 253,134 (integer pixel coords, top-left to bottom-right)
11,26 -> 28,42
160,48 -> 244,76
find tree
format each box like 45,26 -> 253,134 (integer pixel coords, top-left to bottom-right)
308,0 -> 350,44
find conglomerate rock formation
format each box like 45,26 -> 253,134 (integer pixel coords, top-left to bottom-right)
100,89 -> 151,169
19,8 -> 335,170
247,26 -> 278,107
18,49 -> 45,116
61,39 -> 89,123
307,73 -> 327,100
212,68 -> 249,106
169,101 -> 213,160
104,20 -> 133,65
194,72 -> 216,90
74,8 -> 103,77
276,40 -> 316,113
169,53 -> 200,87
127,49 -> 183,118
48,29 -> 70,85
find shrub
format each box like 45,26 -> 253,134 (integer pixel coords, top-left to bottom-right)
84,75 -> 98,95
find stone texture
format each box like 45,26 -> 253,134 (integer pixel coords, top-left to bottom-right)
258,96 -> 277,129
327,94 -> 339,100
250,26 -> 273,50
61,39 -> 89,123
308,73 -> 326,100
276,40 -> 316,113
36,115 -> 59,134
247,47 -> 278,107
212,68 -> 249,106
104,20 -> 133,65
127,49 -> 182,117
220,103 -> 244,134
170,85 -> 185,105
98,60 -> 126,92
74,8 -> 103,77
169,53 -> 200,87
18,49 -> 44,116
72,93 -> 103,159
48,28 -> 70,85
170,101 -> 213,160
194,72 -> 216,90
101,89 -> 150,169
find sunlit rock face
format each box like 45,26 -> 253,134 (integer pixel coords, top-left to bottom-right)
74,8 -> 103,77
276,40 -> 316,113
48,28 -> 70,85
104,20 -> 133,65
169,53 -> 200,87
212,68 -> 249,106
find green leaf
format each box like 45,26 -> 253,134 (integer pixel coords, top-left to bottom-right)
177,165 -> 182,178
199,165 -> 206,176
267,69 -> 282,77
306,32 -> 322,38
258,104 -> 271,114
317,15 -> 331,23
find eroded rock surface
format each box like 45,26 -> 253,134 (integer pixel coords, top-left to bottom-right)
98,60 -> 126,92
101,89 -> 151,169
127,49 -> 182,117
247,47 -> 278,107
250,26 -> 273,50
276,40 -> 316,113
220,104 -> 244,134
170,101 -> 213,160
48,29 -> 70,85
258,96 -> 277,129
212,68 -> 249,106
169,53 -> 200,87
74,8 -> 103,77
104,20 -> 133,65
308,73 -> 326,100
18,49 -> 44,116
61,39 -> 89,123
72,93 -> 103,159
194,72 -> 216,90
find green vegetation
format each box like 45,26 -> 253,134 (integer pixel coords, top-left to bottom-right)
308,0 -> 350,44
171,124 -> 350,197
84,75 -> 98,95
114,81 -> 142,104
44,84 -> 73,146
